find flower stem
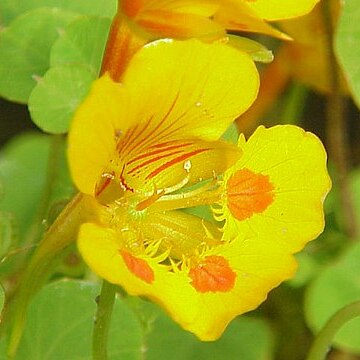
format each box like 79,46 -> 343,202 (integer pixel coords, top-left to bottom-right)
93,281 -> 117,360
306,300 -> 360,360
5,193 -> 98,358
322,0 -> 358,239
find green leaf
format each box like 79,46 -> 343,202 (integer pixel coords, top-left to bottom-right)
50,16 -> 111,75
305,242 -> 360,354
335,0 -> 360,108
127,297 -> 273,360
146,307 -> 273,360
0,0 -> 116,27
0,280 -> 143,360
28,65 -> 95,134
288,252 -> 320,288
0,8 -> 77,103
0,133 -> 73,241
0,134 -> 51,237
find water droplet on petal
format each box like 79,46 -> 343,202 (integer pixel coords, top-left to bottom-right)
102,172 -> 115,180
184,160 -> 192,172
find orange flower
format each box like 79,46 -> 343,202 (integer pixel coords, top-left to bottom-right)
102,0 -> 321,79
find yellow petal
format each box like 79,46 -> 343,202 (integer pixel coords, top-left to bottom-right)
221,125 -> 331,253
68,39 -> 259,195
67,74 -> 128,195
245,0 -> 321,21
122,38 -> 259,141
78,222 -> 296,340
216,0 -> 291,39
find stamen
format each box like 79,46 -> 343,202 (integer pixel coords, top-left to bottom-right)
136,189 -> 165,211
147,180 -> 222,212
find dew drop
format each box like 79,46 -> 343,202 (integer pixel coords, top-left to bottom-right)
184,160 -> 192,172
102,172 -> 115,179
114,128 -> 122,138
195,101 -> 202,107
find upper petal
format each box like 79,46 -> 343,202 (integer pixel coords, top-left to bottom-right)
220,125 -> 331,253
244,0 -> 320,21
122,39 -> 259,141
68,39 -> 259,195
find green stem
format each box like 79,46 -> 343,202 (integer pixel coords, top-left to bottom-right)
6,193 -> 97,358
306,300 -> 360,360
93,281 -> 117,360
322,0 -> 358,239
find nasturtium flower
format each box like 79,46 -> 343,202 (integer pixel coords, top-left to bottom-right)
102,0 -> 321,79
121,0 -> 321,40
68,39 -> 331,340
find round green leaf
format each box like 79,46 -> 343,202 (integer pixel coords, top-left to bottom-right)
145,304 -> 273,360
28,65 -> 95,134
305,242 -> 360,354
3,280 -> 143,360
0,8 -> 77,103
50,16 -> 111,75
335,0 -> 360,109
0,0 -> 116,27
0,133 -> 73,240
0,134 -> 51,237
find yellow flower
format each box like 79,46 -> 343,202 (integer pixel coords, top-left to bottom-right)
68,39 -> 330,340
102,0 -> 321,79
121,0 -> 321,40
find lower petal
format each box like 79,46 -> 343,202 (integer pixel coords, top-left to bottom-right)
78,222 -> 296,340
222,125 -> 331,253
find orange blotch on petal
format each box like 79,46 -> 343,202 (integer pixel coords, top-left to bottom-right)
120,250 -> 154,284
189,256 -> 236,293
226,168 -> 274,221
